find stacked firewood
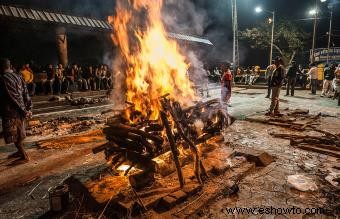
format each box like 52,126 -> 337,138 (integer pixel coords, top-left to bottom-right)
93,96 -> 229,189
246,109 -> 340,158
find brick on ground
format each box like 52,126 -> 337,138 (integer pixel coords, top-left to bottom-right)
232,148 -> 274,167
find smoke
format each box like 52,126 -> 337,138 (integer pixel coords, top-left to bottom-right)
162,0 -> 209,36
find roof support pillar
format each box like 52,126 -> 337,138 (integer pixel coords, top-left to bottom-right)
55,26 -> 68,67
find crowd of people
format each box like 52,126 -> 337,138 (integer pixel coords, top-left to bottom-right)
264,59 -> 340,116
17,62 -> 113,96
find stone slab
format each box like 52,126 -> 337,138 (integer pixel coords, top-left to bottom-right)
233,148 -> 274,167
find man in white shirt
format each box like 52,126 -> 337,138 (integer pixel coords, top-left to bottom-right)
307,63 -> 318,95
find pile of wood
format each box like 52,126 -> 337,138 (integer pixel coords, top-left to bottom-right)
245,109 -> 322,131
246,109 -> 340,158
270,132 -> 340,158
93,96 -> 229,189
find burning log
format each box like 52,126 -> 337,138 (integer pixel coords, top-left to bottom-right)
106,124 -> 164,146
160,111 -> 185,188
161,97 -> 207,184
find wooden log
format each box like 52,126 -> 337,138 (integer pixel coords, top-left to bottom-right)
129,171 -> 155,190
106,136 -> 144,152
163,98 -> 207,183
195,133 -> 214,145
160,111 -> 185,188
296,144 -> 340,158
287,109 -> 310,115
93,143 -> 109,154
184,98 -> 220,113
145,124 -> 164,132
106,124 -> 164,145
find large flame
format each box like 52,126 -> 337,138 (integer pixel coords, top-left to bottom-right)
109,0 -> 197,123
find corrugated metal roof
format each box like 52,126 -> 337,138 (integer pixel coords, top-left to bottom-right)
0,4 -> 213,46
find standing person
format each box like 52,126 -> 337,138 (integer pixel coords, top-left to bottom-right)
221,65 -> 233,107
265,61 -> 276,98
285,61 -> 301,96
265,57 -> 285,116
321,64 -> 335,97
307,63 -> 318,95
20,64 -> 36,96
0,59 -> 32,162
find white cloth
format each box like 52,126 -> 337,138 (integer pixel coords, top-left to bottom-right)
307,67 -> 318,80
333,78 -> 340,92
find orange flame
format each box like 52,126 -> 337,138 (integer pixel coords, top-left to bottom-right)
109,0 -> 197,123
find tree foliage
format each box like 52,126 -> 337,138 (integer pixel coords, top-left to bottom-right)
240,21 -> 308,65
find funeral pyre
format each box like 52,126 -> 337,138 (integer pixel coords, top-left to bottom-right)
94,97 -> 230,189
92,0 -> 231,190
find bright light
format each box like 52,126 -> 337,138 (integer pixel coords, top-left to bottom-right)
268,18 -> 273,24
255,6 -> 263,13
320,0 -> 327,2
309,9 -> 318,15
117,164 -> 131,171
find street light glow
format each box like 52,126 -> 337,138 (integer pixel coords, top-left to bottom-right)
309,9 -> 317,15
320,0 -> 327,2
255,6 -> 263,13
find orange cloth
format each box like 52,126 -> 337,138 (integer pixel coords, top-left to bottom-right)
21,68 -> 34,83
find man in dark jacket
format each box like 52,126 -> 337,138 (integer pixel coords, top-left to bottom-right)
321,64 -> 335,97
266,57 -> 285,116
285,61 -> 301,96
0,58 -> 32,162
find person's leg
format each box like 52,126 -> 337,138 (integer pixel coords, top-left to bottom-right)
311,79 -> 315,94
49,80 -> 54,95
268,87 -> 279,114
286,78 -> 291,95
14,140 -> 29,161
325,80 -> 332,96
31,83 -> 36,96
313,79 -> 317,94
274,87 -> 281,113
291,77 -> 296,96
266,79 -> 271,98
321,80 -> 327,96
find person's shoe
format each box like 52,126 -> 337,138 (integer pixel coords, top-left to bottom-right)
265,112 -> 274,116
291,95 -> 294,97
320,95 -> 324,97
7,151 -> 22,159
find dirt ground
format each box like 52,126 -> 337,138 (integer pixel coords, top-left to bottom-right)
0,87 -> 339,219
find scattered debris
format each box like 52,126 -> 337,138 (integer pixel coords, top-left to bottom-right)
287,175 -> 318,192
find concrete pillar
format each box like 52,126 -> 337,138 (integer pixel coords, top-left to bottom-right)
55,27 -> 68,67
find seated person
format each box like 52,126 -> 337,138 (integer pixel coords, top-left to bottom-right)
54,64 -> 64,95
44,64 -> 55,95
83,66 -> 96,90
77,66 -> 88,91
20,63 -> 36,96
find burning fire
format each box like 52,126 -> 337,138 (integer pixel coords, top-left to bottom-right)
109,0 -> 197,123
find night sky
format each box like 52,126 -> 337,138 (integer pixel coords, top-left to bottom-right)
0,0 -> 339,67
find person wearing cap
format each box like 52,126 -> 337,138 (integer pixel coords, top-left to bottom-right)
307,63 -> 318,95
0,58 -> 32,163
266,57 -> 285,116
285,61 -> 301,96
